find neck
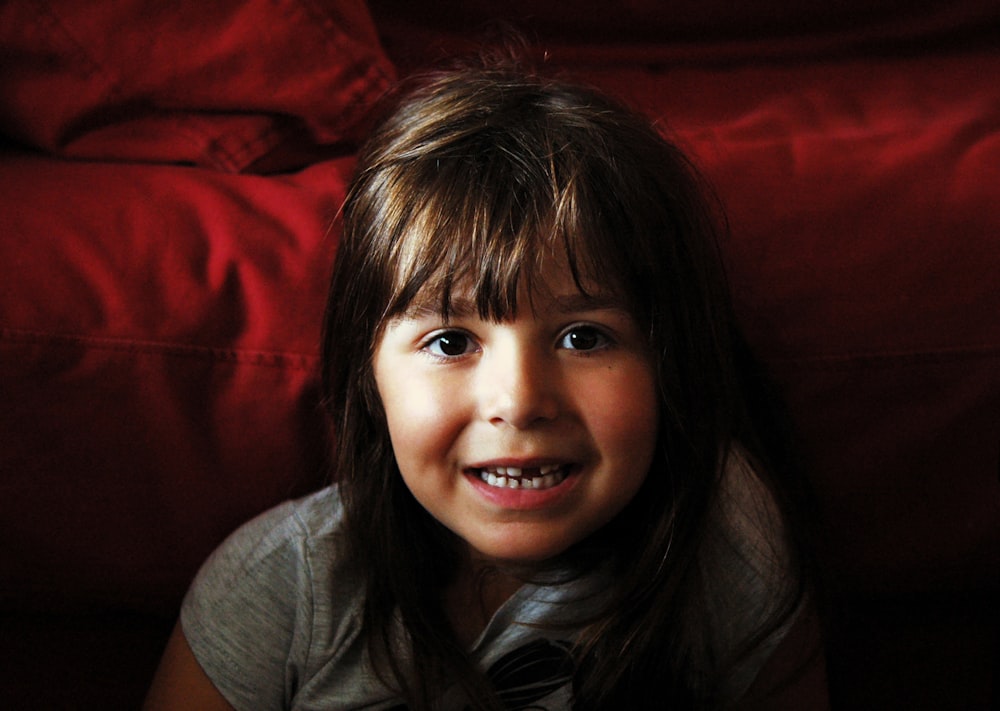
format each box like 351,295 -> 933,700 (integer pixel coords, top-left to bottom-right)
445,559 -> 525,648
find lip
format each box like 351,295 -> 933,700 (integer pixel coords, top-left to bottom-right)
463,461 -> 582,511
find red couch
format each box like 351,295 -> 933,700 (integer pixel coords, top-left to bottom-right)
1,1 -> 997,708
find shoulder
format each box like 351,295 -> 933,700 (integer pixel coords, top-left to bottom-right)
184,486 -> 349,607
180,485 -> 364,709
213,485 -> 346,563
694,448 -> 803,699
709,448 -> 790,582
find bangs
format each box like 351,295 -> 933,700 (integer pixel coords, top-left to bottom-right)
340,67 -> 696,341
378,138 -> 635,324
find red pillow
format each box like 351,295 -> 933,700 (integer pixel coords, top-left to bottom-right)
368,0 -> 1000,68
574,52 -> 1000,594
0,151 -> 353,611
0,0 -> 396,172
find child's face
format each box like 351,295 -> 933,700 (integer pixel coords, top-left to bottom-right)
372,256 -> 659,565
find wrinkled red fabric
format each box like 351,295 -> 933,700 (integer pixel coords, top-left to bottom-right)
0,154 -> 352,610
0,0 -> 395,171
369,0 -> 1000,68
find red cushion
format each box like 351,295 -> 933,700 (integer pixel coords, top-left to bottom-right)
571,50 -> 1000,594
368,0 -> 1000,68
2,11 -> 997,618
0,152 -> 352,611
0,0 -> 395,172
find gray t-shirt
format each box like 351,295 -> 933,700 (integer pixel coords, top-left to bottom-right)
182,487 -> 596,709
181,455 -> 793,709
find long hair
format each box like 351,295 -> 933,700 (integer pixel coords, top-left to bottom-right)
321,55 -> 811,708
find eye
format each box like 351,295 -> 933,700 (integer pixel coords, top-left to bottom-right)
423,330 -> 477,358
558,325 -> 611,352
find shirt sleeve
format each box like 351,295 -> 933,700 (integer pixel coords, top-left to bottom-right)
180,501 -> 316,711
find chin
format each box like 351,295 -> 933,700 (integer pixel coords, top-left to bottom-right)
472,533 -> 579,566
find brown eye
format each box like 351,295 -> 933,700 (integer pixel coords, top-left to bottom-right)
425,331 -> 475,358
560,326 -> 609,352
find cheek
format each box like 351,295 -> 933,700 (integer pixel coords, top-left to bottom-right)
378,375 -> 462,468
590,366 -> 660,452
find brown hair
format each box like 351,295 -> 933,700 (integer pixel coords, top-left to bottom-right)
321,55 -> 810,708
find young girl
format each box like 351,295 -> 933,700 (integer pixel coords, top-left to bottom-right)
145,57 -> 823,710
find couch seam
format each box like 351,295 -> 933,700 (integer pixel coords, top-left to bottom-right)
0,327 -> 319,371
766,343 -> 1000,369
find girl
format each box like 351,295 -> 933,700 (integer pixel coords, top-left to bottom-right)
146,57 -> 824,710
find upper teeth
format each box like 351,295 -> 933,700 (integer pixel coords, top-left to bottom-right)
480,465 -> 567,490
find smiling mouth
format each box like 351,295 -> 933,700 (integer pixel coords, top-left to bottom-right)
475,464 -> 571,490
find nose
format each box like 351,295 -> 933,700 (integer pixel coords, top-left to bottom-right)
477,338 -> 560,429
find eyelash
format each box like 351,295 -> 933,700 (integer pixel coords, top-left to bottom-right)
420,325 -> 614,360
421,330 -> 478,359
558,325 -> 612,353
